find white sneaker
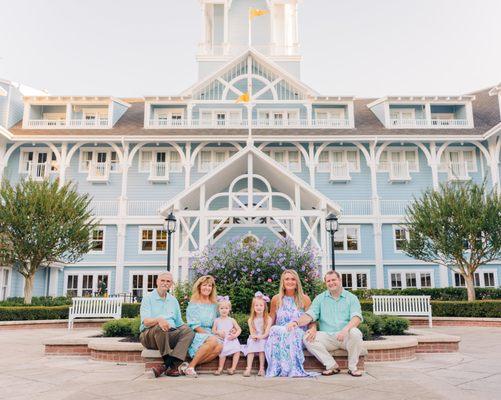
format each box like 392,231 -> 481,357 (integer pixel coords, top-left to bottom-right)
178,362 -> 189,375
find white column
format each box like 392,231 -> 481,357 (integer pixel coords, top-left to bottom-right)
429,142 -> 440,189
172,217 -> 181,282
65,104 -> 72,126
465,102 -> 474,128
184,142 -> 191,188
187,104 -> 194,125
115,224 -> 126,294
48,267 -> 59,297
424,103 -> 432,124
369,143 -> 384,288
119,145 -> 129,217
305,103 -> 312,125
0,142 -> 6,181
144,102 -> 151,128
58,143 -> 68,188
488,138 -> 500,192
223,3 -> 229,54
308,142 -> 315,188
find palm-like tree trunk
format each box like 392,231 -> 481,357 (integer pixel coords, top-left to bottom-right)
24,274 -> 35,304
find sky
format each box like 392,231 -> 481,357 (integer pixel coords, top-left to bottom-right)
0,0 -> 500,98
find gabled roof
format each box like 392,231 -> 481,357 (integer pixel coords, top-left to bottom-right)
180,48 -> 321,99
489,84 -> 501,96
24,95 -> 131,108
367,95 -> 476,108
159,145 -> 341,215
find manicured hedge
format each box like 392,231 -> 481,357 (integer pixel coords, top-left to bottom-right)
430,301 -> 501,318
122,303 -> 141,318
0,297 -> 72,307
0,305 -> 70,321
103,317 -> 140,338
352,288 -> 501,301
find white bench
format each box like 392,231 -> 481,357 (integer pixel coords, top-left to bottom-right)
68,297 -> 124,330
372,295 -> 432,327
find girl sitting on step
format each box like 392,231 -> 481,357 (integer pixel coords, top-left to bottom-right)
212,296 -> 242,375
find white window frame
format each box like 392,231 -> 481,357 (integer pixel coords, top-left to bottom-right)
453,268 -> 498,288
388,269 -> 435,289
393,225 -> 410,253
199,109 -> 243,123
438,147 -> 478,173
389,108 -> 417,120
18,148 -> 57,174
89,227 -> 106,254
264,148 -> 302,172
378,148 -> 420,173
314,108 -> 347,120
333,225 -> 361,253
63,270 -> 112,297
0,267 -> 12,301
138,226 -> 168,254
78,147 -> 120,174
138,148 -> 182,173
337,268 -> 371,290
128,270 -> 164,297
317,149 -> 360,173
197,148 -> 236,172
153,108 -> 185,120
258,108 -> 300,122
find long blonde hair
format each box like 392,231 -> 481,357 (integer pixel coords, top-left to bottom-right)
249,296 -> 270,332
277,269 -> 306,309
190,275 -> 217,303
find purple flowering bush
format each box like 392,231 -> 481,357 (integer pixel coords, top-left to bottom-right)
190,238 -> 323,313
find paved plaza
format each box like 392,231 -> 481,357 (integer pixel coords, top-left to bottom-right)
0,326 -> 499,400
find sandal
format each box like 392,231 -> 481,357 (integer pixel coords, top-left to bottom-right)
227,369 -> 235,375
178,362 -> 189,375
257,369 -> 265,377
322,367 -> 341,376
348,369 -> 363,377
243,369 -> 251,377
184,367 -> 198,378
214,369 -> 222,376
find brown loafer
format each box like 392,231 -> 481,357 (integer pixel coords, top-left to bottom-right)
151,365 -> 167,378
164,367 -> 181,377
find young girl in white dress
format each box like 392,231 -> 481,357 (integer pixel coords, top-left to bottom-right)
242,292 -> 272,377
212,296 -> 242,375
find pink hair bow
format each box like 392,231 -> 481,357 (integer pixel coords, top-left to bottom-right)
254,291 -> 270,303
217,295 -> 230,302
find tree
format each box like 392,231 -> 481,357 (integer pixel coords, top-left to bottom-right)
0,179 -> 99,304
401,182 -> 501,301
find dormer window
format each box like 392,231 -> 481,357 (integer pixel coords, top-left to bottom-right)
139,149 -> 182,181
19,149 -> 58,180
439,148 -> 476,181
379,149 -> 419,182
318,149 -> 359,182
79,148 -> 119,182
257,109 -> 299,127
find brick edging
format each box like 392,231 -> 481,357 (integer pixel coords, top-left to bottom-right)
409,318 -> 501,327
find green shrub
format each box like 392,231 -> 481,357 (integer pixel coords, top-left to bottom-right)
0,305 -> 69,321
121,303 -> 140,318
191,238 -> 324,313
0,296 -> 72,307
379,315 -> 409,335
357,322 -> 372,340
351,288 -> 501,301
233,313 -> 250,342
362,312 -> 384,335
431,300 -> 501,318
103,317 -> 141,338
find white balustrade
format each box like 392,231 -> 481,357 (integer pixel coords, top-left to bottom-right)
27,118 -> 110,129
447,162 -> 470,181
337,200 -> 373,216
388,162 -> 411,181
87,162 -> 110,182
329,162 -> 351,181
389,118 -> 469,128
380,200 -> 412,216
27,162 -> 50,180
149,162 -> 169,181
148,118 -> 350,129
90,201 -> 119,216
127,201 -> 166,216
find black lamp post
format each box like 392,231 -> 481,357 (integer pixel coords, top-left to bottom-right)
165,212 -> 177,272
326,213 -> 339,271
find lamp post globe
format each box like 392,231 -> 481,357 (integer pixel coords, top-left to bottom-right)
326,213 -> 339,271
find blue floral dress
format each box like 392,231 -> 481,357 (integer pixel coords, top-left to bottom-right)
186,302 -> 218,358
265,296 -> 314,377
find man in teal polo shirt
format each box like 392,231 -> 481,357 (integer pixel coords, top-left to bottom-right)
296,270 -> 364,376
140,272 -> 195,378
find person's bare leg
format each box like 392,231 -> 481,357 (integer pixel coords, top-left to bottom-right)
244,352 -> 254,376
228,352 -> 240,374
258,352 -> 265,376
215,355 -> 226,375
189,338 -> 221,368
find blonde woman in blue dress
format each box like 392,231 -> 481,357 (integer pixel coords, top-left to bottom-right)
183,275 -> 223,377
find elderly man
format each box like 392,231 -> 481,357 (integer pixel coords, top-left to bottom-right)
140,272 -> 195,378
295,270 -> 364,377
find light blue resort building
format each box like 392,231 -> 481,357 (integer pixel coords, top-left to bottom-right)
1,0 -> 500,300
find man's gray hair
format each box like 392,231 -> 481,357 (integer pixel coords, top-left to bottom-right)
324,270 -> 341,280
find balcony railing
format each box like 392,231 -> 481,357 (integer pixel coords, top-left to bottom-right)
337,200 -> 373,216
389,118 -> 470,128
148,118 -> 351,129
380,200 -> 412,216
388,162 -> 411,182
329,162 -> 351,182
27,162 -> 50,181
149,162 -> 169,182
87,162 -> 110,182
26,118 -> 110,129
90,201 -> 119,217
447,162 -> 470,181
198,43 -> 300,57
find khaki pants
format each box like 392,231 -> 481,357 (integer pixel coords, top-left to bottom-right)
140,324 -> 194,361
303,328 -> 363,372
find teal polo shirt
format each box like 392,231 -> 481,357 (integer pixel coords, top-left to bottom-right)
140,290 -> 184,332
306,289 -> 363,334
